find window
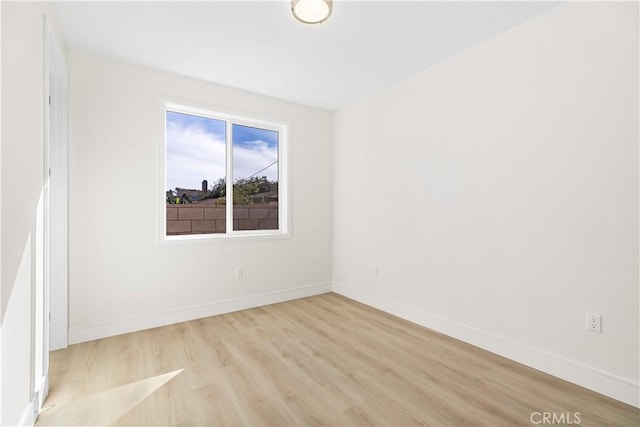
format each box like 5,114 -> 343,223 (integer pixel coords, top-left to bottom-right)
164,103 -> 286,238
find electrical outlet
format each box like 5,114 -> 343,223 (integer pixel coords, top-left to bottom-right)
375,266 -> 380,278
587,313 -> 602,333
236,268 -> 243,279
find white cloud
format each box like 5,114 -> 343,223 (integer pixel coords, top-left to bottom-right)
166,123 -> 278,192
233,140 -> 278,181
166,121 -> 225,191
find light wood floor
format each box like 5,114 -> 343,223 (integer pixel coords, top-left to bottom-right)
39,293 -> 638,426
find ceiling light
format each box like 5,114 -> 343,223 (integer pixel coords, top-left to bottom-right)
291,0 -> 333,24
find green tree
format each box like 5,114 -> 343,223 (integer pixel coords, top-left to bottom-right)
213,176 -> 277,205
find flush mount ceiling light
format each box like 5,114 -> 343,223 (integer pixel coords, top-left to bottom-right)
291,0 -> 333,24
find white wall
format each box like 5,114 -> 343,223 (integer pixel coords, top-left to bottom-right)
1,1 -> 3,422
1,2 -> 48,424
68,53 -> 333,342
333,2 -> 639,406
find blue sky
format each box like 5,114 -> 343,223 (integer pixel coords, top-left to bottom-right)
232,124 -> 278,149
166,111 -> 278,192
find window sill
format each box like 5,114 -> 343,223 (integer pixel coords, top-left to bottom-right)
159,231 -> 290,246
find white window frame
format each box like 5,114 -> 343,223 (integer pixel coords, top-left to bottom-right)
160,100 -> 289,242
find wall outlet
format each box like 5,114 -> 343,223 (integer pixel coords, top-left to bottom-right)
236,268 -> 243,279
375,266 -> 380,278
587,313 -> 602,333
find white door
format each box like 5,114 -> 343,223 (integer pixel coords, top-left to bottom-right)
34,23 -> 69,419
47,26 -> 69,353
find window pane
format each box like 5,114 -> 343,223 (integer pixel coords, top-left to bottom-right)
232,124 -> 279,231
166,110 -> 227,235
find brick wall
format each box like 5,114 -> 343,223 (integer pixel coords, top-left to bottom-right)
166,204 -> 278,235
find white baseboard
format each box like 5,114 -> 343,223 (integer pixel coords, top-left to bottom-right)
332,282 -> 640,408
18,401 -> 34,427
33,374 -> 48,417
69,282 -> 332,344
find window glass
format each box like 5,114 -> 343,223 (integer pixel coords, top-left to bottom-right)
232,124 -> 279,231
165,110 -> 227,235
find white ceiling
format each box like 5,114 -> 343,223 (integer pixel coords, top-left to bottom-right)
50,1 -> 558,111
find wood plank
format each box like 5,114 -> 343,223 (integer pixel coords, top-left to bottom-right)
39,293 -> 639,426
